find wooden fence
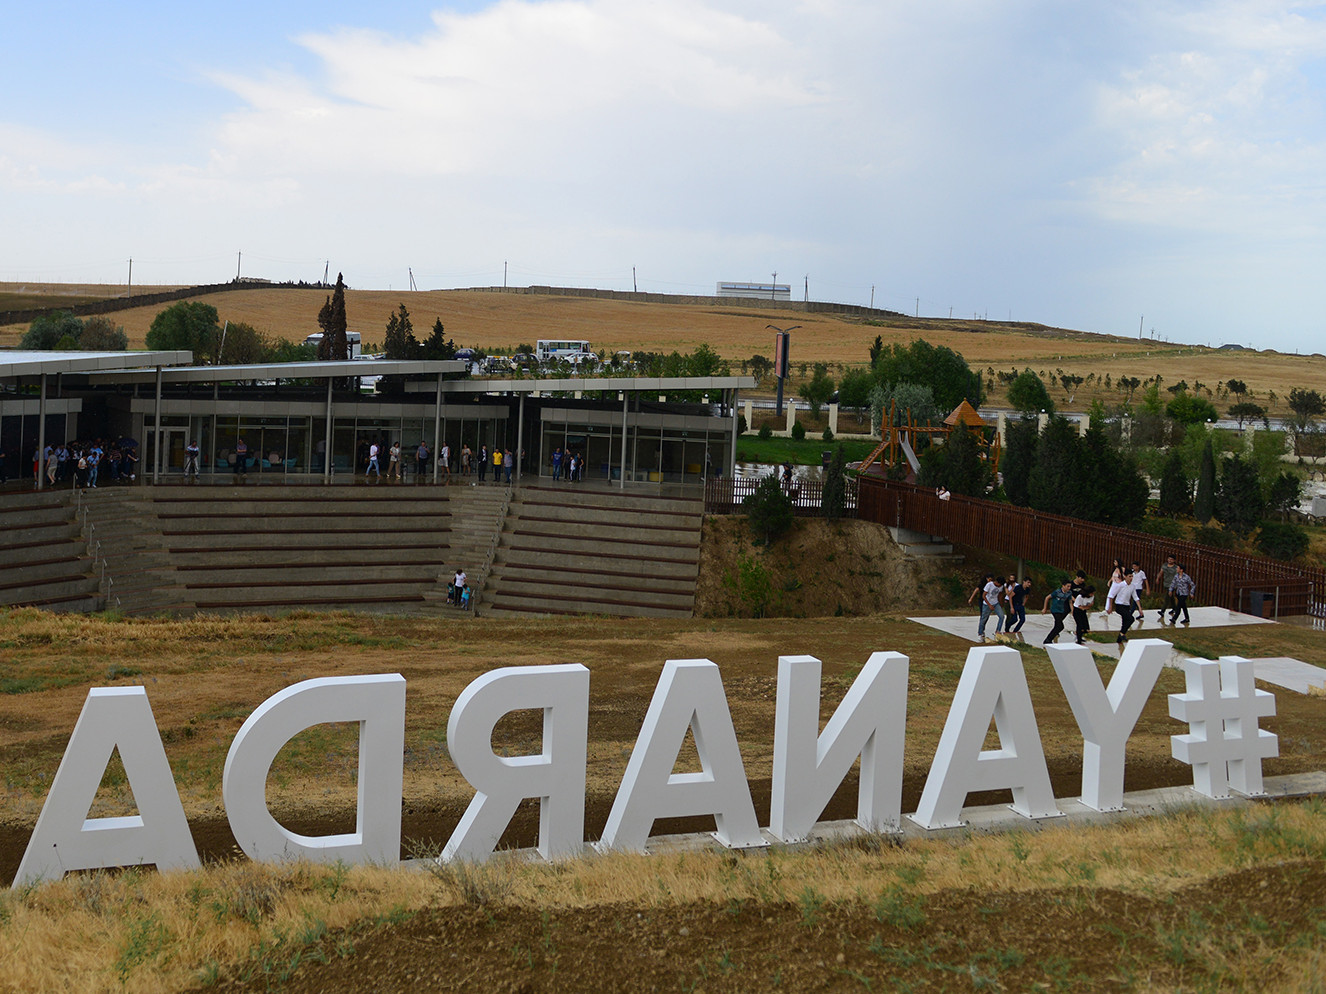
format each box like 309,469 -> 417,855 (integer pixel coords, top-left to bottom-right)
857,476 -> 1326,619
704,476 -> 858,517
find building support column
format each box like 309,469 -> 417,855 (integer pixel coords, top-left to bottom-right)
36,374 -> 47,491
152,366 -> 163,485
323,376 -> 334,484
729,388 -> 739,480
432,373 -> 443,484
620,391 -> 629,489
516,393 -> 525,482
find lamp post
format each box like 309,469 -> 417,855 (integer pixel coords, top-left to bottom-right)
767,324 -> 801,417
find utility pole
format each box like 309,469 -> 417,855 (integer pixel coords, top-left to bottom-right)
503,261 -> 508,289
633,266 -> 637,293
236,251 -> 241,281
870,285 -> 875,309
409,268 -> 418,292
803,274 -> 808,302
127,258 -> 132,296
771,272 -> 777,299
322,261 -> 329,286
1138,315 -> 1144,339
915,297 -> 919,318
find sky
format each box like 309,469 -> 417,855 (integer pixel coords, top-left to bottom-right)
3,0 -> 1326,352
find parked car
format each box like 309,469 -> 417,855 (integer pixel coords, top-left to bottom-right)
455,348 -> 476,362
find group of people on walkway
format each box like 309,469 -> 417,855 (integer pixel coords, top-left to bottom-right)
550,447 -> 586,482
970,554 -> 1198,647
13,439 -> 141,489
359,440 -> 521,485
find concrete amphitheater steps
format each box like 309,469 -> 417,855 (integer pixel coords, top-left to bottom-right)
144,486 -> 461,616
483,485 -> 702,618
0,490 -> 102,612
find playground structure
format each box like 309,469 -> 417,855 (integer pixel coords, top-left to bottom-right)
857,400 -> 1002,480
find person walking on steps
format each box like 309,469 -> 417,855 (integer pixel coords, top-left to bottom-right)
1169,564 -> 1195,625
1106,566 -> 1139,646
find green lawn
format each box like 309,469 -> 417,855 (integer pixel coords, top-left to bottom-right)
734,435 -> 879,466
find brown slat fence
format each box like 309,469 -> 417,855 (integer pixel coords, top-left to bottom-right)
857,476 -> 1326,619
704,476 -> 858,518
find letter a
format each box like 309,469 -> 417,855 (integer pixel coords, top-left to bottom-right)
15,687 -> 199,887
769,653 -> 908,842
911,646 -> 1061,829
600,659 -> 764,852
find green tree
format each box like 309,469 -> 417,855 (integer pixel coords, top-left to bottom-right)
319,273 -> 350,360
1079,426 -> 1148,527
21,311 -> 83,349
747,354 -> 773,386
1226,378 -> 1248,400
744,474 -> 794,545
837,367 -> 874,422
868,334 -> 884,365
1007,369 -> 1054,414
1058,373 -> 1085,403
383,303 -> 420,360
146,301 -> 221,361
798,363 -> 835,416
1026,416 -> 1081,513
1117,376 -> 1141,401
1165,392 -> 1219,425
422,318 -> 457,360
1266,472 -> 1302,521
869,382 -> 939,432
1194,439 -> 1217,524
1158,450 -> 1190,517
79,315 -> 128,350
1216,455 -> 1264,536
1256,521 -> 1308,561
1000,416 -> 1038,507
873,339 -> 982,411
1227,401 -> 1267,430
1287,387 -> 1324,452
268,337 -> 317,363
821,445 -> 846,520
218,321 -> 269,364
919,421 -> 988,497
686,342 -> 728,377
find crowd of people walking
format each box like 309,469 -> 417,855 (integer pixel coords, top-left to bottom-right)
352,439 -> 525,485
969,554 -> 1198,647
5,439 -> 141,489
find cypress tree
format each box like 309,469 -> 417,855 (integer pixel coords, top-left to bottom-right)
328,273 -> 349,360
1000,416 -> 1038,506
821,445 -> 846,520
1158,449 -> 1191,517
1027,416 -> 1081,514
1194,438 -> 1217,523
1216,454 -> 1264,536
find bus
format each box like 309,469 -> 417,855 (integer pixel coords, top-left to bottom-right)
536,339 -> 591,362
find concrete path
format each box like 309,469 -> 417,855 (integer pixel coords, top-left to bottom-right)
906,605 -> 1326,695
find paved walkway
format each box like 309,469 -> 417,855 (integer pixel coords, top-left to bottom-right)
907,606 -> 1326,693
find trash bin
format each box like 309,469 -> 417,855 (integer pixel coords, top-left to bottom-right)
821,451 -> 832,470
1247,591 -> 1274,618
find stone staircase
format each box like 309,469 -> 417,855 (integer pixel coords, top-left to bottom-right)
78,487 -> 193,615
419,483 -> 510,613
887,525 -> 961,560
0,490 -> 101,612
483,485 -> 702,618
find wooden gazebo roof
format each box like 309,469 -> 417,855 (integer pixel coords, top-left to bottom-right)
944,400 -> 987,428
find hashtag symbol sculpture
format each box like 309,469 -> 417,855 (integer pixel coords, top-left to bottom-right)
1169,656 -> 1278,798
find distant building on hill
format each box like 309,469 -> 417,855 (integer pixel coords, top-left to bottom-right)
716,281 -> 791,301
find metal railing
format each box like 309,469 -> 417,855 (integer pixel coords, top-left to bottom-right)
703,476 -> 858,517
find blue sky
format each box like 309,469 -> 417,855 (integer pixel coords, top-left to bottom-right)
3,0 -> 1326,352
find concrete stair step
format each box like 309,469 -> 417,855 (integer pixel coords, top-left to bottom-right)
163,532 -> 449,551
3,540 -> 87,566
5,557 -> 91,583
0,574 -> 101,604
0,505 -> 74,527
493,565 -> 695,593
494,577 -> 693,609
503,535 -> 699,565
176,564 -> 443,585
509,516 -> 700,544
486,592 -> 691,618
519,485 -> 701,515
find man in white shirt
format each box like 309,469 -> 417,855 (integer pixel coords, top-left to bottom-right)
1105,567 -> 1138,646
1129,560 -> 1149,625
367,442 -> 381,479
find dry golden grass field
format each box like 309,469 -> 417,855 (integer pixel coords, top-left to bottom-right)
1,609 -> 1325,992
5,282 -> 1325,413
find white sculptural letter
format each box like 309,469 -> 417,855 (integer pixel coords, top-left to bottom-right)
1169,656 -> 1278,798
442,664 -> 590,862
600,659 -> 764,851
912,646 -> 1062,829
223,675 -> 405,865
768,652 -> 908,841
1047,640 -> 1168,811
15,687 -> 199,887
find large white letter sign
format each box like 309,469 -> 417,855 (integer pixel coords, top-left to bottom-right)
442,664 -> 590,862
769,653 -> 908,842
911,646 -> 1062,829
14,687 -> 199,887
1047,639 -> 1168,811
599,659 -> 764,852
223,674 -> 405,866
1169,656 -> 1278,798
